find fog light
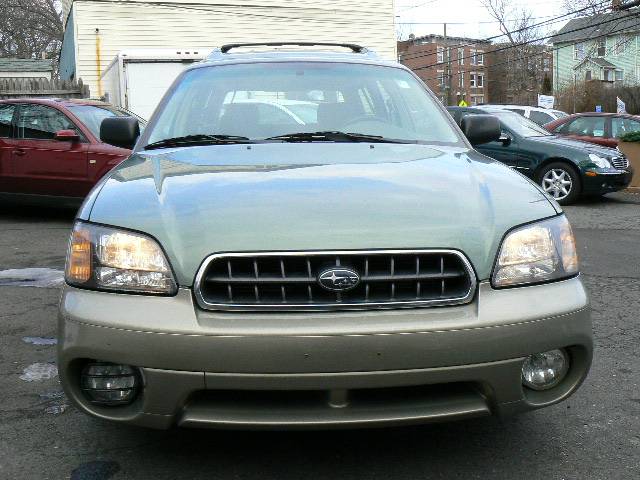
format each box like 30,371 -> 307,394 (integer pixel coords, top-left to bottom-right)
522,349 -> 569,391
81,363 -> 139,405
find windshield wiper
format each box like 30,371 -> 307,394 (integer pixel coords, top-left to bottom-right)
264,131 -> 409,143
144,134 -> 252,150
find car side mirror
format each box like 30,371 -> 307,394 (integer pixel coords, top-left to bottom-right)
100,117 -> 140,150
460,114 -> 501,145
54,129 -> 80,142
499,133 -> 512,146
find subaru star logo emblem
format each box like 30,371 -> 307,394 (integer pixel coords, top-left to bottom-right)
317,268 -> 360,292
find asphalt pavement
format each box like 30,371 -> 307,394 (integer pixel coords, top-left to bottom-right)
0,193 -> 639,480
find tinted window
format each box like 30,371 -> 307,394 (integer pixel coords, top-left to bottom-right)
490,111 -> 551,137
146,63 -> 462,145
561,117 -> 605,137
611,117 -> 640,138
529,110 -> 554,126
66,104 -> 145,139
17,104 -> 79,140
0,104 -> 15,138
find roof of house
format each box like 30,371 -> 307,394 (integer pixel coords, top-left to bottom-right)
575,57 -> 617,69
0,58 -> 53,72
550,8 -> 640,44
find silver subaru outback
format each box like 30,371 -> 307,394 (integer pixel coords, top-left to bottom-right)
58,43 -> 592,429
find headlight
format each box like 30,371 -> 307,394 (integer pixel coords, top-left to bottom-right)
492,215 -> 578,288
588,153 -> 612,168
65,221 -> 177,294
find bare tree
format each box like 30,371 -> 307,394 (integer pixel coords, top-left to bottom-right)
480,0 -> 548,104
0,0 -> 63,69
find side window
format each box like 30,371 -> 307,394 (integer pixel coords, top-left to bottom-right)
561,117 -> 605,137
611,117 -> 640,138
0,104 -> 16,138
17,104 -> 79,140
529,111 -> 553,125
507,108 -> 525,116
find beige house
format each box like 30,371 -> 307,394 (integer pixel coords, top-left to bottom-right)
59,0 -> 397,98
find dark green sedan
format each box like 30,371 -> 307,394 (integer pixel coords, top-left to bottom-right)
448,106 -> 633,204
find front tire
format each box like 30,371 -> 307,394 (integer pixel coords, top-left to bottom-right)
538,162 -> 580,205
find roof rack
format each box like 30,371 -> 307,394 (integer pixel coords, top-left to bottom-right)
218,42 -> 369,54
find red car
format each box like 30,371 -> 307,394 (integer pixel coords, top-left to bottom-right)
0,98 -> 142,207
545,112 -> 640,148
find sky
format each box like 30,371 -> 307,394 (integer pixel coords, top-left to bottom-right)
394,0 -> 570,41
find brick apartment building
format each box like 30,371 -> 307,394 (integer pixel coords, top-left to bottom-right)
398,34 -> 491,106
487,44 -> 553,105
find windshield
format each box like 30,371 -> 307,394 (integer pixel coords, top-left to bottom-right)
489,111 -> 552,137
67,105 -> 147,139
144,62 -> 461,146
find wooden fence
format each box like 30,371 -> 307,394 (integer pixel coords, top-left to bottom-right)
0,77 -> 90,99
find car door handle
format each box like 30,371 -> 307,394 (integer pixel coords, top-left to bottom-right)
13,149 -> 26,156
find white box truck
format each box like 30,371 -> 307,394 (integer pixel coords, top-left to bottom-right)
101,49 -> 209,120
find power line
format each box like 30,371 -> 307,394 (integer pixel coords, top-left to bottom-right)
397,15 -> 558,25
398,1 -> 610,62
416,12 -> 640,84
79,0 -> 398,26
397,0 -> 441,13
407,7 -> 638,71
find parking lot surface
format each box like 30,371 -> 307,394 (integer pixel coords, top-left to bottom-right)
1,193 -> 639,480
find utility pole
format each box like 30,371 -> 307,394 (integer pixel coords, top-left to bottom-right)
444,23 -> 451,106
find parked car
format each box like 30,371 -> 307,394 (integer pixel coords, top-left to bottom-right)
544,112 -> 640,148
59,42 -> 592,430
481,104 -> 569,126
448,106 -> 633,204
0,98 -> 144,206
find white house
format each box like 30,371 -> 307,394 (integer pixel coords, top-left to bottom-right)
59,0 -> 397,98
0,59 -> 53,79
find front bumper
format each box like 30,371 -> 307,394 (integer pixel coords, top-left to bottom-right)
582,168 -> 633,194
58,277 -> 592,429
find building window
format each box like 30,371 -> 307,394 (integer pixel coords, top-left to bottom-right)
458,48 -> 464,65
574,42 -> 585,60
437,47 -> 444,63
470,73 -> 484,88
613,36 -> 629,55
615,69 -> 624,81
458,72 -> 464,88
604,69 -> 614,81
472,96 -> 484,105
437,70 -> 445,87
585,70 -> 592,80
543,57 -> 550,71
476,51 -> 484,66
470,50 -> 476,65
597,39 -> 606,57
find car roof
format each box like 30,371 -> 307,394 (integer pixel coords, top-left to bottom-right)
482,104 -> 562,113
0,97 -> 119,108
561,112 -> 640,119
188,46 -> 404,72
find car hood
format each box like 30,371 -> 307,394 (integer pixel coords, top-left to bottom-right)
85,143 -> 558,285
529,135 -> 618,155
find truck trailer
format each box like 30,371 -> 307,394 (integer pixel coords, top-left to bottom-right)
100,49 -> 208,120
